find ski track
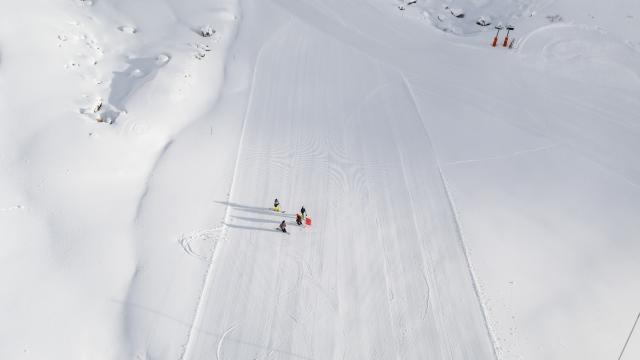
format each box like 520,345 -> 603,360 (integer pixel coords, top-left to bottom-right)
178,227 -> 223,261
181,2 -> 498,357
445,144 -> 559,166
401,72 -> 501,360
181,16 -> 298,360
618,312 -> 640,360
180,11 -> 255,360
216,324 -> 238,360
156,1 -> 640,359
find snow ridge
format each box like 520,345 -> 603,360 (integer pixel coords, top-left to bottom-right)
618,312 -> 640,360
401,72 -> 501,360
180,7 -> 262,360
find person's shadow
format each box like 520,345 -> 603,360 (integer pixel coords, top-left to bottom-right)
215,201 -> 295,218
224,223 -> 285,233
216,201 -> 295,233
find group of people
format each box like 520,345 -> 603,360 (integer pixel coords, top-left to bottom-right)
274,198 -> 307,233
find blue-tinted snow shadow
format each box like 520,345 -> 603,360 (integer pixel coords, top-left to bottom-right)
230,215 -> 283,225
216,201 -> 297,234
108,55 -> 169,112
215,201 -> 295,218
224,222 -> 285,234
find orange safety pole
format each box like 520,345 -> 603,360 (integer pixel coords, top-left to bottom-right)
503,26 -> 514,47
492,26 -> 502,47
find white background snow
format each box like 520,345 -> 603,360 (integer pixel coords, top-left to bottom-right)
0,0 -> 639,359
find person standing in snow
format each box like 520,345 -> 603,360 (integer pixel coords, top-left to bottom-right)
274,198 -> 280,212
296,213 -> 303,226
300,206 -> 306,219
279,220 -> 287,233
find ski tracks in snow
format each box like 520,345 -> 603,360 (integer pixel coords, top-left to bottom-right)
216,324 -> 238,360
401,72 -> 501,360
445,144 -> 558,166
178,227 -> 224,262
180,19 -> 296,360
618,312 -> 640,360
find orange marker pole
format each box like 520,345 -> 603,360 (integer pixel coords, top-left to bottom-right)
492,26 -> 502,47
503,26 -> 514,47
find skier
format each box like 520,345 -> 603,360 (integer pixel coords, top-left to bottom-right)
296,213 -> 303,226
274,198 -> 280,212
300,205 -> 306,219
279,220 -> 287,233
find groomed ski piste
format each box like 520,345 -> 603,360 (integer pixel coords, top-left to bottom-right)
1,0 -> 639,359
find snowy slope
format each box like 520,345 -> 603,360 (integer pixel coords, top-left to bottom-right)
0,0 -> 240,358
179,3 -> 495,358
1,0 -> 639,359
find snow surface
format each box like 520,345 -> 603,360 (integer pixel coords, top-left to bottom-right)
1,0 -> 639,359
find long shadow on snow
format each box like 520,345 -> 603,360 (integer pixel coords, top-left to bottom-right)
215,201 -> 295,218
230,215 -> 288,225
224,222 -> 287,234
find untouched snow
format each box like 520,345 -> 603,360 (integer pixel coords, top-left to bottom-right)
1,0 -> 639,359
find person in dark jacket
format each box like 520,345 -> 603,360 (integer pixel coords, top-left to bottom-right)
300,206 -> 306,219
296,213 -> 303,226
279,220 -> 287,233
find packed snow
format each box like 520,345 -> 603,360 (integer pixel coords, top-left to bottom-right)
1,0 -> 639,359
